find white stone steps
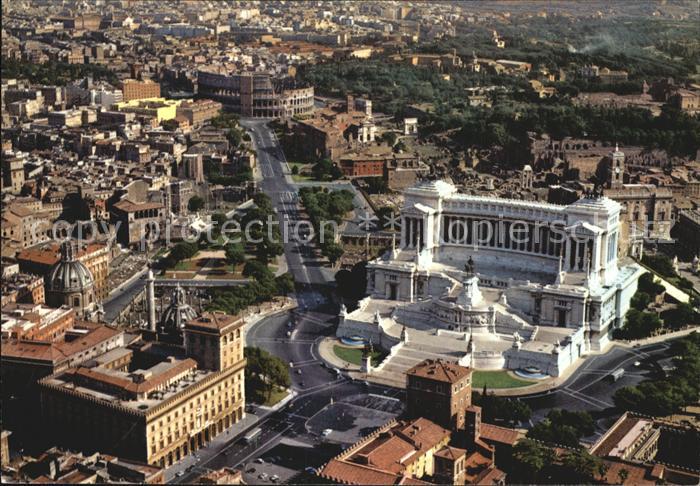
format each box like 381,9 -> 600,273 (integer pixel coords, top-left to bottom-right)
396,348 -> 457,362
367,371 -> 406,388
403,341 -> 466,356
387,354 -> 425,367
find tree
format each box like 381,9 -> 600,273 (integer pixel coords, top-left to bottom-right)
336,262 -> 367,300
275,273 -> 295,296
210,212 -> 227,240
661,303 -> 699,329
642,254 -> 676,277
322,242 -> 344,265
393,140 -> 407,153
527,410 -> 595,447
244,347 -> 291,403
512,439 -> 554,483
613,333 -> 700,416
618,468 -> 630,483
560,449 -> 607,483
188,195 -> 205,212
291,165 -> 299,175
630,291 -> 651,311
243,260 -> 273,281
225,243 -> 246,266
168,241 -> 198,265
311,159 -> 342,181
473,392 -> 532,426
619,309 -> 662,339
380,131 -> 398,146
253,193 -> 274,215
255,236 -> 284,265
676,277 -> 694,292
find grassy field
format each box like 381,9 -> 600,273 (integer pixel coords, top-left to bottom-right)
333,345 -> 387,367
172,258 -> 200,271
472,370 -> 534,389
289,162 -> 315,182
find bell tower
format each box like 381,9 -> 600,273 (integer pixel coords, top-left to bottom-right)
608,144 -> 624,189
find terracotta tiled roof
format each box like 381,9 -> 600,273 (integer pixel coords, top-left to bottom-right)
65,357 -> 197,395
590,415 -> 641,457
1,326 -> 121,365
355,435 -> 416,473
30,475 -> 54,483
57,469 -> 96,483
473,466 -> 507,485
434,445 -> 466,461
395,417 -> 452,454
17,246 -> 60,266
464,451 -> 496,483
320,459 -> 407,485
17,241 -> 108,267
319,417 -> 452,485
185,311 -> 243,333
406,359 -> 472,383
594,460 -> 654,485
113,199 -> 163,212
479,423 -> 522,446
396,477 -> 431,485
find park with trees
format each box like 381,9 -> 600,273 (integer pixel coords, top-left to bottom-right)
244,346 -> 291,405
299,187 -> 355,265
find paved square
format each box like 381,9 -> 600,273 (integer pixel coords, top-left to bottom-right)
306,401 -> 400,444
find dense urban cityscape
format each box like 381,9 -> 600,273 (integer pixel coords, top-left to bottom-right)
1,1 -> 699,484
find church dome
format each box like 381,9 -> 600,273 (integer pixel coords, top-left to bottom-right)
48,241 -> 95,294
161,285 -> 197,332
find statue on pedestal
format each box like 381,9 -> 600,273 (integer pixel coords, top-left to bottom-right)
464,256 -> 476,276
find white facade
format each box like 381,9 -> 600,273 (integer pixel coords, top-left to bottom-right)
339,180 -> 643,377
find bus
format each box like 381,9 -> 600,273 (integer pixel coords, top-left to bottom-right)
610,368 -> 625,382
243,427 -> 262,443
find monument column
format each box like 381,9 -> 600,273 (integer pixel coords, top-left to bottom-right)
564,237 -> 573,271
401,216 -> 407,248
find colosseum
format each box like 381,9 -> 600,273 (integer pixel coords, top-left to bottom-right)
197,69 -> 314,119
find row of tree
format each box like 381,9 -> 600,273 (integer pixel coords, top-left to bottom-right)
205,192 -> 293,314
613,332 -> 700,416
299,187 -> 355,265
206,264 -> 293,316
452,103 -> 700,162
244,346 -> 291,404
1,57 -> 119,85
512,439 -> 610,484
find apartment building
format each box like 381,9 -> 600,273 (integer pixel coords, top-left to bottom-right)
38,311 -> 247,467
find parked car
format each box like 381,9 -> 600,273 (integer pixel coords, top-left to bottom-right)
322,429 -> 333,437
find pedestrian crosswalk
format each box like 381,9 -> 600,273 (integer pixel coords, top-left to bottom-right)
280,191 -> 299,203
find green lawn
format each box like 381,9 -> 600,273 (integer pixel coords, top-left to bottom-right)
472,370 -> 534,389
172,259 -> 200,271
333,345 -> 387,367
289,162 -> 315,182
